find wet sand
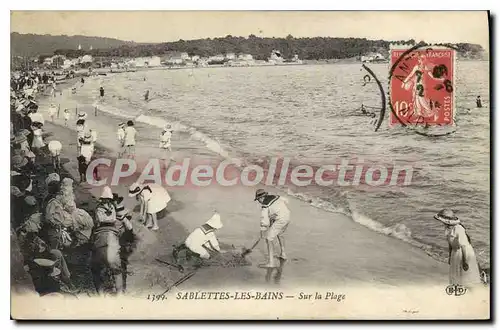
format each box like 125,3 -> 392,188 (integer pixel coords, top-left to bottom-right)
29,75 -> 454,296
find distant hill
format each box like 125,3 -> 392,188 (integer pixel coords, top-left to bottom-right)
11,32 -> 486,62
10,32 -> 135,57
53,35 -> 485,61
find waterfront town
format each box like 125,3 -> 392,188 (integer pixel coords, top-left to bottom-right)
15,47 -> 306,72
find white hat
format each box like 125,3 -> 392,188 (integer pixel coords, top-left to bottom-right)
78,112 -> 87,119
206,211 -> 223,229
164,124 -> 172,131
128,182 -> 143,197
434,209 -> 460,226
101,186 -> 113,199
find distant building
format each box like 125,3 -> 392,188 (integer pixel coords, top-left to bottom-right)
209,54 -> 225,62
191,55 -> 200,62
361,53 -> 386,63
81,55 -> 93,63
44,55 -> 66,68
238,54 -> 253,61
181,52 -> 190,60
133,56 -> 161,67
226,53 -> 236,60
62,59 -> 75,69
269,50 -> 283,63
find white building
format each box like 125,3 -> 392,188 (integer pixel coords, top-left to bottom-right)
81,55 -> 93,63
181,52 -> 190,60
209,54 -> 225,62
226,53 -> 236,60
238,54 -> 253,61
361,53 -> 386,63
133,56 -> 162,67
62,59 -> 76,69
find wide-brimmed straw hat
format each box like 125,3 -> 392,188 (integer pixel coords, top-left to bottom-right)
33,258 -> 61,277
19,129 -> 31,137
24,195 -> 38,206
205,211 -> 223,229
78,112 -> 87,120
128,182 -> 143,197
101,186 -> 113,199
254,188 -> 268,201
434,209 -> 460,226
118,122 -> 125,128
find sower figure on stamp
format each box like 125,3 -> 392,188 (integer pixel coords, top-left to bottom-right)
254,189 -> 290,268
401,53 -> 446,121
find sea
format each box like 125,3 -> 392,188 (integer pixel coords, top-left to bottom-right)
81,61 -> 490,268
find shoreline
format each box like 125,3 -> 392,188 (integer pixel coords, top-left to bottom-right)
30,75 -> 455,294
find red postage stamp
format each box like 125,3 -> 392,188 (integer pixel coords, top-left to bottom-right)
389,46 -> 456,126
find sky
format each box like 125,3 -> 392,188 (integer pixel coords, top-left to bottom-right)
11,11 -> 489,48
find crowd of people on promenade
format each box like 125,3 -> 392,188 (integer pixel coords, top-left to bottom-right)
9,69 -> 196,296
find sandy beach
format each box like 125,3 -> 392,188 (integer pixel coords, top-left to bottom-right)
23,75 -> 457,296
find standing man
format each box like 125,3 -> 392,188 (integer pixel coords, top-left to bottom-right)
254,189 -> 290,268
124,120 -> 137,159
99,86 -> 105,99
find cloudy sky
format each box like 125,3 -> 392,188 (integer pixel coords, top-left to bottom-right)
11,11 -> 489,47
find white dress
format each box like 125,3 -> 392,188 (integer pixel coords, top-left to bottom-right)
80,142 -> 94,163
48,105 -> 57,118
140,184 -> 171,214
446,224 -> 481,287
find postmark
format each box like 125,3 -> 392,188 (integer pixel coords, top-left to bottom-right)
389,43 -> 457,128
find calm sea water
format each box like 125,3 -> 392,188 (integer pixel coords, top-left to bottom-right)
92,62 -> 490,267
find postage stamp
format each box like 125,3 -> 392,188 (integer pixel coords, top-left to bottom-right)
389,45 -> 456,127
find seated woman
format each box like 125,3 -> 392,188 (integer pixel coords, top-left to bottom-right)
17,196 -> 77,295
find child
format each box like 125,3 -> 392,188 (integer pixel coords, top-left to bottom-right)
117,123 -> 126,158
31,122 -> 45,155
48,140 -> 62,172
77,155 -> 88,183
63,109 -> 70,126
76,117 -> 87,154
48,103 -> 57,122
124,120 -> 137,159
159,124 -> 173,163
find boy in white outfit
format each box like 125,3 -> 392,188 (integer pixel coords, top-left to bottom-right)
183,212 -> 225,260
